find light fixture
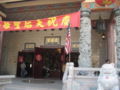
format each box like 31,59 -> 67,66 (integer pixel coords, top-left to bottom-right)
101,34 -> 106,40
96,16 -> 106,40
96,16 -> 106,34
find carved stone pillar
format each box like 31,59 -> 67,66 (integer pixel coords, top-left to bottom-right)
114,7 -> 120,68
78,8 -> 92,67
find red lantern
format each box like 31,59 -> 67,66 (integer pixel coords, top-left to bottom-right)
95,0 -> 115,6
18,56 -> 24,63
35,54 -> 42,61
61,55 -> 64,62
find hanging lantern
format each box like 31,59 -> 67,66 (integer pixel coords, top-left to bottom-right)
95,0 -> 115,6
57,48 -> 61,53
96,16 -> 106,33
35,54 -> 42,61
18,56 -> 24,63
61,54 -> 65,62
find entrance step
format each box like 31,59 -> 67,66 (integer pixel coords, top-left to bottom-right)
4,86 -> 61,90
4,78 -> 62,90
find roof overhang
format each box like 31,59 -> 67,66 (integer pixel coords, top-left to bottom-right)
0,0 -> 24,4
2,0 -> 84,8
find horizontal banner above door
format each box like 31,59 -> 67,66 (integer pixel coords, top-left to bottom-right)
0,11 -> 80,31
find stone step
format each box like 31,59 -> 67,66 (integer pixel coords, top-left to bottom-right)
3,78 -> 62,90
4,82 -> 62,90
4,85 -> 61,90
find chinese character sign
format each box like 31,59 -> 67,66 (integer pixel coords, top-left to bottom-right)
0,11 -> 80,31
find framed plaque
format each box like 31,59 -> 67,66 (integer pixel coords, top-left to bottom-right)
24,43 -> 36,50
72,42 -> 79,51
44,36 -> 61,45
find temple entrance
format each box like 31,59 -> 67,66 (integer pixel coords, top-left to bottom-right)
16,46 -> 65,79
16,46 -> 79,79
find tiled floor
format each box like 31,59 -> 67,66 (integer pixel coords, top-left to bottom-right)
4,78 -> 62,90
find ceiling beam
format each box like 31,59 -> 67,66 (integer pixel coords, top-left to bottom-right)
0,11 -> 6,18
2,0 -> 84,8
0,0 -> 23,3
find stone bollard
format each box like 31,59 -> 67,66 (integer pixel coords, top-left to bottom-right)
66,62 -> 74,90
63,62 -> 70,83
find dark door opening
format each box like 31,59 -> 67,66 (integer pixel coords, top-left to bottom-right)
33,47 -> 64,79
16,51 -> 34,77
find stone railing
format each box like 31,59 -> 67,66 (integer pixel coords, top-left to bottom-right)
62,62 -> 120,90
62,63 -> 73,90
0,75 -> 15,90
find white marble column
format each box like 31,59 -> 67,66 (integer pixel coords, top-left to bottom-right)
114,7 -> 120,68
78,8 -> 92,67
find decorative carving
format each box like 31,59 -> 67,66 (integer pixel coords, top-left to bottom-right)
115,16 -> 120,26
114,8 -> 120,68
114,7 -> 120,17
78,8 -> 92,67
97,63 -> 119,90
95,0 -> 115,6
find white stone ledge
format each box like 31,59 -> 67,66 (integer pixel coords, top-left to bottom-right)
0,75 -> 15,85
0,75 -> 15,79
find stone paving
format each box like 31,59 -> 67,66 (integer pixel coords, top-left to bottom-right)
4,78 -> 62,90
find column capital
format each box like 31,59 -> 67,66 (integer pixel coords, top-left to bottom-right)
80,8 -> 91,17
114,7 -> 120,17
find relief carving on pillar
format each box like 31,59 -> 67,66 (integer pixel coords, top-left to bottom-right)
79,15 -> 92,67
115,16 -> 120,26
114,7 -> 120,68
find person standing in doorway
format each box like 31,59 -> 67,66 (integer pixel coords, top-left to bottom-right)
20,62 -> 27,77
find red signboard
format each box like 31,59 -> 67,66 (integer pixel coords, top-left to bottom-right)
0,11 -> 80,31
95,0 -> 115,6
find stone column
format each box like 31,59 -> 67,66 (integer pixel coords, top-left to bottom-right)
0,32 -> 3,62
78,8 -> 92,67
0,11 -> 6,63
0,17 -> 3,62
114,7 -> 120,68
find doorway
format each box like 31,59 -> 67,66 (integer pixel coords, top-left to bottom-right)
16,47 -> 79,79
16,51 -> 34,77
33,47 -> 64,79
